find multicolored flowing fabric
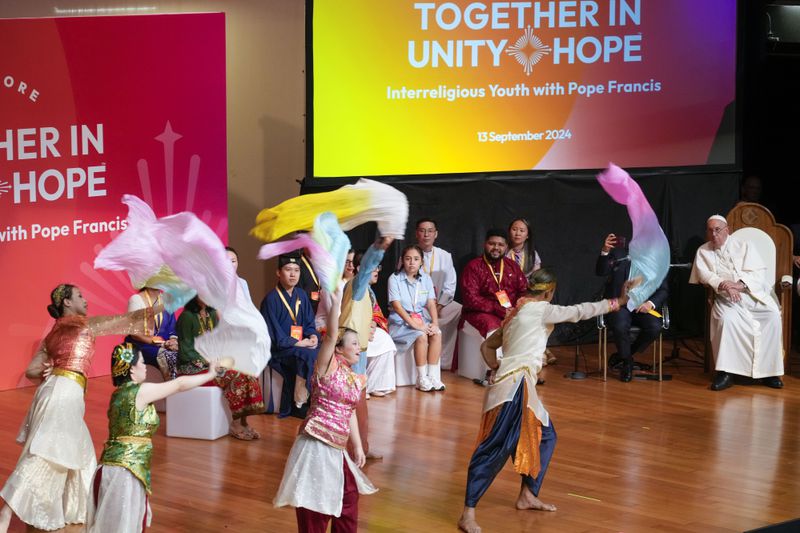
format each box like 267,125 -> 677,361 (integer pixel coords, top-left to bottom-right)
596,164 -> 670,309
250,178 -> 409,241
94,195 -> 270,376
257,212 -> 351,292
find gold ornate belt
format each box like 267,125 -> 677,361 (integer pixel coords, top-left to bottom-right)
494,365 -> 535,384
52,368 -> 87,391
115,436 -> 152,444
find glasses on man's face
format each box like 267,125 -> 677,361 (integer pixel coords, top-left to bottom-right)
708,226 -> 727,235
345,260 -> 354,266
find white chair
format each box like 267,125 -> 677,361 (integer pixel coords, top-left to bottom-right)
261,367 -> 284,414
394,340 -> 417,387
166,386 -> 231,440
456,321 -> 502,381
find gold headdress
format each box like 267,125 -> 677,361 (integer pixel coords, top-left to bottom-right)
111,343 -> 137,378
51,284 -> 70,308
529,281 -> 556,292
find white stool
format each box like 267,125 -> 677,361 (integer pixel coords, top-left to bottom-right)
166,386 -> 231,440
394,340 -> 417,387
144,368 -> 166,412
456,322 -> 502,381
261,367 -> 284,414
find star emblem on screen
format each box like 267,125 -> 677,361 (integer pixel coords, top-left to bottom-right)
506,26 -> 552,76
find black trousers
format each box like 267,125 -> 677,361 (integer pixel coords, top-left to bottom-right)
607,307 -> 661,361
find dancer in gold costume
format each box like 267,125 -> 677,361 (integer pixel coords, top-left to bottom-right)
0,284 -> 157,533
88,343 -> 221,532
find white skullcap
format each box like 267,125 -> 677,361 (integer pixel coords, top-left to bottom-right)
707,214 -> 727,224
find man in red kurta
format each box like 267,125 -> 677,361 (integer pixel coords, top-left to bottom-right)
460,229 -> 529,337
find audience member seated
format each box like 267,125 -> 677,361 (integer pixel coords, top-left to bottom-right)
126,287 -> 178,380
415,217 -> 462,370
260,253 -> 321,418
176,296 -> 265,440
689,215 -> 785,391
343,249 -> 355,281
225,246 -> 252,303
460,229 -> 528,338
506,217 -> 558,365
354,251 -> 396,397
298,249 -> 322,314
505,217 -> 541,277
596,233 -> 668,382
339,239 -> 392,460
388,244 -> 444,392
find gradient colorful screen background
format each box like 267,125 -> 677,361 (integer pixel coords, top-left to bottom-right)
0,14 -> 227,390
311,0 -> 737,177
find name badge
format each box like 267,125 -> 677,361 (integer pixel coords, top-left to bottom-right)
495,290 -> 511,308
310,291 -> 320,301
290,325 -> 303,340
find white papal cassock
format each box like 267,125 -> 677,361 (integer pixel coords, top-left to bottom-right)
689,234 -> 783,378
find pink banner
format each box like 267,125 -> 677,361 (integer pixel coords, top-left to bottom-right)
0,13 -> 228,390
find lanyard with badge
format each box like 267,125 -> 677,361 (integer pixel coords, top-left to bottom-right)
484,256 -> 511,308
405,277 -> 424,323
141,290 -> 163,332
276,288 -> 304,340
425,249 -> 440,299
300,255 -> 320,302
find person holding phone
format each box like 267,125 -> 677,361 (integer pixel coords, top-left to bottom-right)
125,286 -> 179,380
596,233 -> 668,382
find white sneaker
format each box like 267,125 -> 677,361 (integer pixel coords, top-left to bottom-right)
416,375 -> 433,392
430,378 -> 446,391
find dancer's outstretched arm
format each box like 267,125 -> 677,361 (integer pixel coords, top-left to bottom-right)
135,358 -> 221,411
315,285 -> 343,378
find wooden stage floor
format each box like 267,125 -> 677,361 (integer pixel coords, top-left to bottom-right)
2,340 -> 799,532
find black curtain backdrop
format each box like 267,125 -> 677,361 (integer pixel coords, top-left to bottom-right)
302,171 -> 739,345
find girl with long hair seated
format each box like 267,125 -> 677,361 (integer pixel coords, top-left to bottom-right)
387,244 -> 443,392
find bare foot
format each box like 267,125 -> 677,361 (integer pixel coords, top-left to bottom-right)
515,487 -> 557,511
457,507 -> 481,533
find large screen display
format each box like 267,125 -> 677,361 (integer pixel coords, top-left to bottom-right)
310,0 -> 738,178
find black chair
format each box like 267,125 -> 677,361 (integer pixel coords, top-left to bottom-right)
597,305 -> 670,382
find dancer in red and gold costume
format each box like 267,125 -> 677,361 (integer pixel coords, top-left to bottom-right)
0,284 -> 156,533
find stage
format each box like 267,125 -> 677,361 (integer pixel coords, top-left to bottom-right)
2,340 -> 798,532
